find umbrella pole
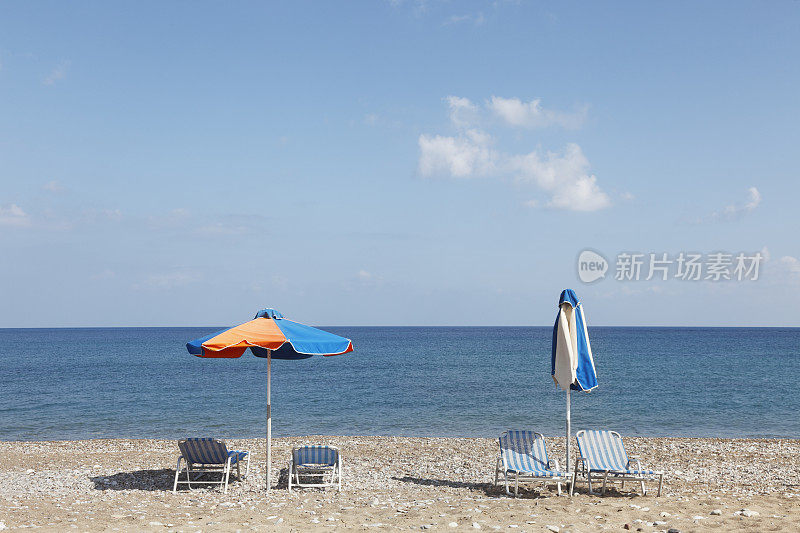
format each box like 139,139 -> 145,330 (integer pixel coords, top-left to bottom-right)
566,388 -> 571,474
267,349 -> 272,492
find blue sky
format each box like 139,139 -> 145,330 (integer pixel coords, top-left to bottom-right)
1,1 -> 799,327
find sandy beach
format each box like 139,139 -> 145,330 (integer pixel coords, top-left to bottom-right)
0,436 -> 798,532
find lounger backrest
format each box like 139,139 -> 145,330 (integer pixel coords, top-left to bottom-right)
294,445 -> 338,467
178,438 -> 229,465
576,430 -> 628,471
499,430 -> 549,471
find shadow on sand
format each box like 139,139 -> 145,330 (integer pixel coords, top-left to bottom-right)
90,469 -> 177,491
392,476 -> 501,495
91,467 -> 287,492
393,475 -> 579,499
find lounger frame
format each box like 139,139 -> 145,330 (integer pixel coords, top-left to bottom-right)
288,445 -> 342,492
172,439 -> 250,494
571,430 -> 663,496
493,430 -> 574,497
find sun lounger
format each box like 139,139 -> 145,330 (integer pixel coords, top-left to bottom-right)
288,445 -> 341,492
572,430 -> 664,496
494,430 -> 573,496
172,438 -> 250,493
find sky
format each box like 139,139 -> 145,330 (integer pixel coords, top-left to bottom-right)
1,1 -> 799,327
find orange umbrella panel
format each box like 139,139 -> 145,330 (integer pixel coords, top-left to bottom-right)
187,318 -> 287,358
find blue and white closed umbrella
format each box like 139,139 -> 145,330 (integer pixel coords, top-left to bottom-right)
551,289 -> 597,471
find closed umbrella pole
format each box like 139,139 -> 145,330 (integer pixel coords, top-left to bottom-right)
551,289 -> 598,480
566,389 -> 571,472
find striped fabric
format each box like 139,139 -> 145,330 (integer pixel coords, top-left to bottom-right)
576,430 -> 656,474
179,438 -> 248,465
499,431 -> 567,477
294,445 -> 338,467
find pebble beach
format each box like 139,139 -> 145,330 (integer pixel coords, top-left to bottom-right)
1,436 -> 798,532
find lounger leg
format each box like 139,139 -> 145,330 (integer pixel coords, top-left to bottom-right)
223,458 -> 232,494
338,457 -> 342,492
586,472 -> 592,494
657,474 -> 663,497
601,472 -> 608,495
621,480 -> 625,490
288,462 -> 293,492
186,463 -> 192,490
504,471 -> 510,496
244,454 -> 250,478
236,460 -> 241,480
569,471 -> 576,496
640,478 -> 646,495
556,481 -> 562,496
173,457 -> 183,493
514,473 -> 519,497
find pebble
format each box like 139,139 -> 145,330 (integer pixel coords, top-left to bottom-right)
737,509 -> 759,517
0,436 -> 797,531
449,522 -> 458,528
420,526 -> 432,530
546,526 -> 559,533
472,523 -> 481,529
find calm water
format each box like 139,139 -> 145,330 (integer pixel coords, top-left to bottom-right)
0,327 -> 798,441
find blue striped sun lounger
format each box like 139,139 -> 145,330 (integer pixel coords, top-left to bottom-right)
494,430 -> 573,497
172,438 -> 250,494
288,445 -> 342,492
572,430 -> 664,496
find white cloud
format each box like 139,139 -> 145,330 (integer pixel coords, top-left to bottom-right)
745,187 -> 761,210
43,180 -> 65,193
511,144 -> 610,211
488,96 -> 587,129
706,187 -> 761,222
445,95 -> 479,128
91,269 -> 116,281
418,129 -> 497,178
0,204 -> 31,227
774,255 -> 800,286
44,60 -> 71,86
352,269 -> 383,289
443,12 -> 485,26
780,256 -> 800,277
418,97 -> 610,212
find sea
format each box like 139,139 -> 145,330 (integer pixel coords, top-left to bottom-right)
0,327 -> 798,441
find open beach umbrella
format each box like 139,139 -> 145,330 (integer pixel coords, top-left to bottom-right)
186,308 -> 353,491
551,289 -> 597,472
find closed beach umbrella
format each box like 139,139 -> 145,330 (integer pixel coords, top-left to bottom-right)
186,308 -> 353,491
551,289 -> 597,472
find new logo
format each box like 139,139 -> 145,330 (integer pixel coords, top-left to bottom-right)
577,250 -> 608,283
